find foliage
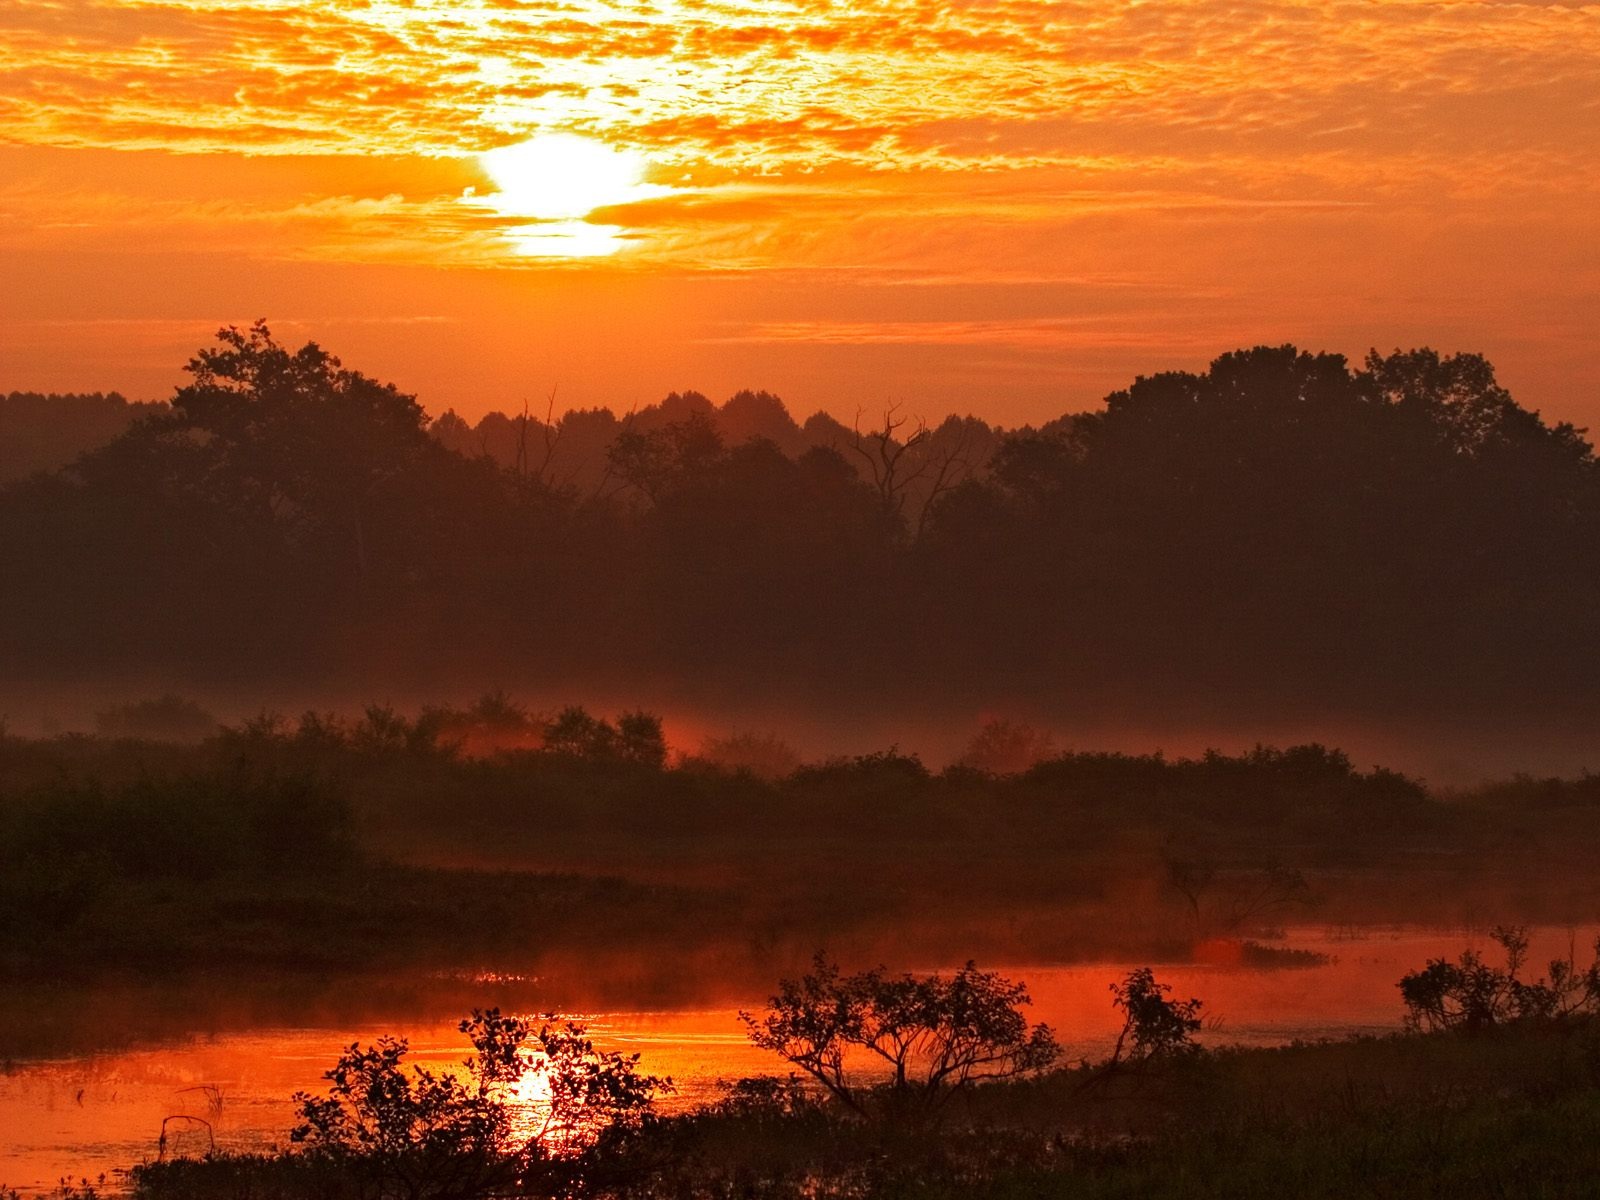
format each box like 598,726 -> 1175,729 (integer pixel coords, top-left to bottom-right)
1107,967 -> 1204,1064
741,954 -> 1059,1118
130,1017 -> 1600,1200
1399,926 -> 1600,1032
0,388 -> 154,482
350,704 -> 457,758
0,714 -> 1576,986
10,333 -> 1600,728
606,409 -> 724,503
790,749 -> 930,788
291,1034 -> 513,1195
159,320 -> 433,553
289,1008 -> 670,1196
1164,859 -> 1311,937
541,707 -> 666,769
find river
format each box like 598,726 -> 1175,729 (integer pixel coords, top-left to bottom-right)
3,924 -> 1587,1193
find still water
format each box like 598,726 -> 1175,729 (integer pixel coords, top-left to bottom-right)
2,925 -> 1587,1193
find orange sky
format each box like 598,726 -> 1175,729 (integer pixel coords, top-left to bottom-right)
1,0 -> 1596,426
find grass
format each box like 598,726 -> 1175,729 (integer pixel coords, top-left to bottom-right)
123,1020 -> 1600,1199
633,1023 -> 1600,1198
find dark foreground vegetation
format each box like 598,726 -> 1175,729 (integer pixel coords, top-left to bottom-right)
97,936 -> 1600,1200
4,324 -> 1597,730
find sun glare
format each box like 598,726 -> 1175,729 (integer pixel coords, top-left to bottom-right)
481,134 -> 647,220
473,134 -> 668,257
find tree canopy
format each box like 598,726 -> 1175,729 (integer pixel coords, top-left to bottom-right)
2,328 -> 1595,726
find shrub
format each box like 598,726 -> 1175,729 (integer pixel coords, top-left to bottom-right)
741,954 -> 1059,1119
1399,925 -> 1600,1033
290,1008 -> 670,1195
542,706 -> 666,768
1107,967 -> 1204,1064
0,771 -> 352,880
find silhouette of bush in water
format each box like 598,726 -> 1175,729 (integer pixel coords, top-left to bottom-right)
740,954 -> 1060,1120
1399,925 -> 1600,1033
1103,967 -> 1204,1069
288,1008 -> 670,1195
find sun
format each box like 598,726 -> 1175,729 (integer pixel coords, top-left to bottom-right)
476,133 -> 672,259
480,134 -> 653,222
472,134 -> 669,258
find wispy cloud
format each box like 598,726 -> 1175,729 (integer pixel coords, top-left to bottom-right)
2,0 -> 1594,171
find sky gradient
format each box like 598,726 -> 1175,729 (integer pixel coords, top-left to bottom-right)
2,0 -> 1596,425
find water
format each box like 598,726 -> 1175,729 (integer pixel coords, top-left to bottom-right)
3,924 -> 1588,1193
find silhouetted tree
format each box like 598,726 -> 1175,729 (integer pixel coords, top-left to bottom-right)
742,954 -> 1060,1119
1107,968 -> 1204,1065
541,706 -> 666,767
291,1007 -> 669,1194
6,331 -> 1600,725
694,731 -> 801,780
1399,927 -> 1600,1033
616,711 -> 668,769
0,390 -> 160,481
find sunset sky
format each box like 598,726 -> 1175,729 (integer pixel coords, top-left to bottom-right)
2,0 -> 1596,426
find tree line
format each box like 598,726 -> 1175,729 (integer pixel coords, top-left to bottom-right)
2,321 -> 1594,724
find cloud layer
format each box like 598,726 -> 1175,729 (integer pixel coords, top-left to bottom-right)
1,0 -> 1596,421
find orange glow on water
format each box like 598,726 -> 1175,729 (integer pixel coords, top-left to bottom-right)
1192,937 -> 1247,967
6,926 -> 1593,1190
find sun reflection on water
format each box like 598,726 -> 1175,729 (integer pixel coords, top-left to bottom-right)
14,928 -> 1599,1190
506,1064 -> 558,1147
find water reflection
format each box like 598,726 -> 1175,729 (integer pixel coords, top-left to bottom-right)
3,925 -> 1589,1193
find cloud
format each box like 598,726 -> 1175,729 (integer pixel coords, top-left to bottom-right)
1,0 -> 1594,169
2,0 -> 1596,422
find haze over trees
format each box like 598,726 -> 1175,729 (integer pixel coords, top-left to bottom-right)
0,389 -> 162,482
2,324 -> 1595,729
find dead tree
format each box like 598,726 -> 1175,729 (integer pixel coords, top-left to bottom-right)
851,403 -> 930,518
851,406 -> 983,536
911,418 -> 982,538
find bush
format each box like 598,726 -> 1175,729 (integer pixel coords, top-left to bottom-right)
741,954 -> 1059,1119
957,719 -> 1056,776
288,1009 -> 670,1195
1107,967 -> 1204,1064
1399,925 -> 1600,1033
542,707 -> 666,768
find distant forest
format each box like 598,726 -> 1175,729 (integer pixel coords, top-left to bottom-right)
2,322 -> 1594,724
